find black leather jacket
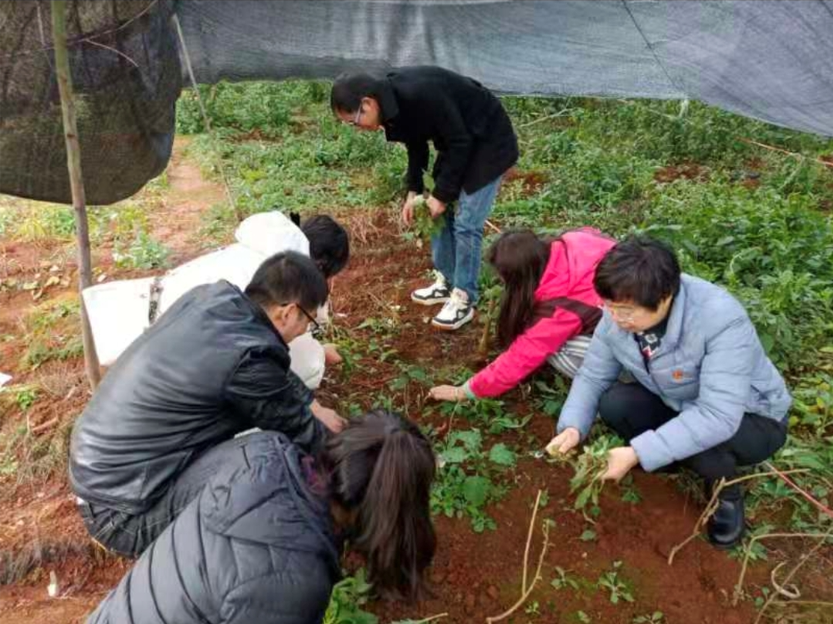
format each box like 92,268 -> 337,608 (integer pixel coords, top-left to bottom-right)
70,281 -> 323,513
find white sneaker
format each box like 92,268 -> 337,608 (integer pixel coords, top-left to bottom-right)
411,271 -> 451,305
432,288 -> 475,331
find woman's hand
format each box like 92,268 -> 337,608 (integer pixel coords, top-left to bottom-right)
601,446 -> 639,482
323,343 -> 343,366
428,384 -> 467,402
545,427 -> 581,456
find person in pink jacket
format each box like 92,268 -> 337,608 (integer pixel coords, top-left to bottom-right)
429,228 -> 615,402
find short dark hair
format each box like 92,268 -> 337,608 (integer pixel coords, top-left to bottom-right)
301,215 -> 350,278
594,236 -> 681,310
245,251 -> 328,312
322,410 -> 436,601
330,72 -> 381,114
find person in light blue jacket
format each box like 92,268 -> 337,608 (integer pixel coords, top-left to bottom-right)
548,236 -> 790,548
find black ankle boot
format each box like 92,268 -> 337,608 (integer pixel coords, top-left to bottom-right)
707,495 -> 745,549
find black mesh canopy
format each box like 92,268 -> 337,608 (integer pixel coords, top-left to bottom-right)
3,0 -> 833,205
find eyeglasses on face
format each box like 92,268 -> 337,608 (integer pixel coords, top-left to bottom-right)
603,301 -> 640,322
280,302 -> 322,333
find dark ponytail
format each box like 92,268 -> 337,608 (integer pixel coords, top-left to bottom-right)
301,215 -> 350,279
488,230 -> 552,346
322,410 -> 436,600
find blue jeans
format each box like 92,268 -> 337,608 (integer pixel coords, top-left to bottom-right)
431,176 -> 502,304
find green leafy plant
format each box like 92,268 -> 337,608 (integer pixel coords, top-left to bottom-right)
410,195 -> 446,241
113,231 -> 169,270
597,561 -> 635,604
14,387 -> 37,411
569,434 -> 623,510
323,570 -> 377,624
551,566 -> 580,591
432,429 -> 515,532
533,379 -> 569,418
620,474 -> 642,505
633,612 -> 664,623
438,397 -> 531,435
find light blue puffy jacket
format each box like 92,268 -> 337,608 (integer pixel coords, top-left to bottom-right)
556,274 -> 791,471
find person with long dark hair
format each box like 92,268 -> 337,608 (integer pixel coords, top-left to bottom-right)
429,228 -> 615,402
331,67 -> 518,331
86,410 -> 437,624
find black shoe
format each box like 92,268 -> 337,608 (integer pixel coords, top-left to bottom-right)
707,496 -> 745,549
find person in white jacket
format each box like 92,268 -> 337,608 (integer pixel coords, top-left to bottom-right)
84,211 -> 349,391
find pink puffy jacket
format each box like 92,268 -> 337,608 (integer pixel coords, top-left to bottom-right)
468,229 -> 615,398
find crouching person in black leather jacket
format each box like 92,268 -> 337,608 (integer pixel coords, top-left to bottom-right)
70,251 -> 345,558
86,410 -> 437,624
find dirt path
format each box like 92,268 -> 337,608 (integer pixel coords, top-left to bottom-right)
1,146 -> 760,624
0,138 -> 227,624
147,138 -> 227,263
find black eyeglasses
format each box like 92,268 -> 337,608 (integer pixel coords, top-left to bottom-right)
297,304 -> 322,333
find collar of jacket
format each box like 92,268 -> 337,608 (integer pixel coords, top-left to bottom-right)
239,287 -> 290,350
377,76 -> 400,125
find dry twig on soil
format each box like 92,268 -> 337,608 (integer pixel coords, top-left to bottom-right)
753,524 -> 833,624
486,490 -> 551,623
667,469 -> 809,565
732,531 -> 830,606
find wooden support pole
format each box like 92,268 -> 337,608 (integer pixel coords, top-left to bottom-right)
51,0 -> 101,390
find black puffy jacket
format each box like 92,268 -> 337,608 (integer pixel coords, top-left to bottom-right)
87,432 -> 342,624
70,281 -> 324,513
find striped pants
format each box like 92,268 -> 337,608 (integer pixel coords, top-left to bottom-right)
546,335 -> 592,379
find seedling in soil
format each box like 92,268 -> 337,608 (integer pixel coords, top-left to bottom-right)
391,362 -> 433,391
432,429 -> 515,532
550,566 -> 579,591
4,385 -> 38,412
632,612 -> 664,623
533,379 -> 569,418
410,195 -> 447,241
620,473 -> 642,504
597,561 -> 635,605
525,600 -> 541,615
438,398 -> 532,435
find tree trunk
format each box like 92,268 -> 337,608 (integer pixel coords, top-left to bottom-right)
51,0 -> 101,390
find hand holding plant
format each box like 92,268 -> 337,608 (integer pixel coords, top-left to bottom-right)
429,384 -> 468,402
601,447 -> 639,482
546,427 -> 581,456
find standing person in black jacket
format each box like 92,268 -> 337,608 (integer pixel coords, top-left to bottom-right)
86,410 -> 437,624
70,251 -> 345,558
332,66 -> 518,330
